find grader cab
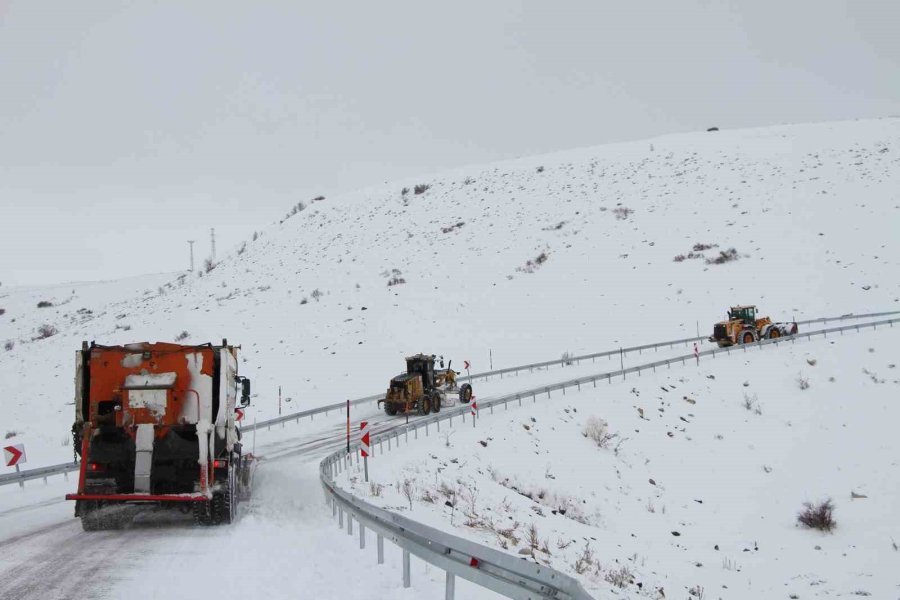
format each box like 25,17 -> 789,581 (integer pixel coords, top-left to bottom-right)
380,354 -> 473,417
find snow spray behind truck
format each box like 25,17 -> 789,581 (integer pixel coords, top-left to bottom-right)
66,340 -> 255,530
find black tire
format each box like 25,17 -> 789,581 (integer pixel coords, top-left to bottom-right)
384,402 -> 398,416
210,463 -> 236,525
741,331 -> 756,344
194,500 -> 214,526
459,384 -> 473,404
768,327 -> 781,339
431,391 -> 442,413
80,501 -> 101,531
417,394 -> 431,416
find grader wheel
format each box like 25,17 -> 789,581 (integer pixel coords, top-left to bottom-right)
417,394 -> 432,416
459,383 -> 473,404
430,391 -> 442,413
742,331 -> 756,344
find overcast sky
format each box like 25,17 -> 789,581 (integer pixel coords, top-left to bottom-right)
1,0 -> 897,286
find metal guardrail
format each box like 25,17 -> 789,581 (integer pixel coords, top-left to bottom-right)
319,316 -> 898,599
4,310 -> 897,487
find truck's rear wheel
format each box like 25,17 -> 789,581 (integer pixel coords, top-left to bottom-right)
742,331 -> 755,344
768,328 -> 781,339
384,402 -> 398,416
459,384 -> 473,404
80,500 -> 101,531
431,391 -> 442,413
418,394 -> 431,416
194,500 -> 213,526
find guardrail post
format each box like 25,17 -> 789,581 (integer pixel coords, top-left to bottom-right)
332,498 -> 337,517
377,534 -> 384,564
414,424 -> 418,440
339,507 -> 344,528
425,423 -> 429,436
360,523 -> 366,549
402,549 -> 411,588
347,513 -> 353,535
445,572 -> 456,600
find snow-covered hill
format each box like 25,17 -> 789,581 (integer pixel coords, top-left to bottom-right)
2,117 -> 899,468
356,329 -> 900,599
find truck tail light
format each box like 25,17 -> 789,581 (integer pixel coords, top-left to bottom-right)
89,463 -> 105,472
213,459 -> 226,469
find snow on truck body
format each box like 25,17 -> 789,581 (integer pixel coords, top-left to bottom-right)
67,340 -> 254,530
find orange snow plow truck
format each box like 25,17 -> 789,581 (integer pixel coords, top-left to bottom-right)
66,340 -> 255,530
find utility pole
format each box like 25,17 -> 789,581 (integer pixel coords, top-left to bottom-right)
210,228 -> 216,262
187,240 -> 195,272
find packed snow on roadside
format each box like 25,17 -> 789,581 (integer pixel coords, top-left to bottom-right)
345,329 -> 900,599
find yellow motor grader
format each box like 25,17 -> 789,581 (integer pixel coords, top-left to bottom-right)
710,305 -> 798,347
379,354 -> 473,416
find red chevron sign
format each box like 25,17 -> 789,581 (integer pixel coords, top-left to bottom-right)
3,444 -> 25,467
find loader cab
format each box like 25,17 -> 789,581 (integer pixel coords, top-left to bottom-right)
405,354 -> 436,390
728,305 -> 757,324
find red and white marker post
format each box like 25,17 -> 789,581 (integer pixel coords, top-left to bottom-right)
360,421 -> 370,482
4,443 -> 26,489
464,360 -> 471,379
471,396 -> 477,428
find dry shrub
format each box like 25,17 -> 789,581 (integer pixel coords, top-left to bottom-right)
583,416 -> 616,448
797,373 -> 810,390
36,324 -> 58,339
37,300 -> 53,308
705,248 -> 739,265
175,330 -> 190,341
413,183 -> 430,195
798,499 -> 836,532
612,206 -> 633,220
604,565 -> 633,588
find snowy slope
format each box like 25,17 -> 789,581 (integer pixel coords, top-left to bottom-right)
351,327 -> 900,599
2,117 -> 899,470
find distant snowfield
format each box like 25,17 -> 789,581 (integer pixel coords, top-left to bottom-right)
350,328 -> 900,599
3,117 -> 898,469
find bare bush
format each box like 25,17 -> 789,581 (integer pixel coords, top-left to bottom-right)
369,482 -> 384,497
583,416 -> 616,448
574,542 -> 595,574
0,308 -> 5,316
401,187 -> 409,196
463,177 -> 475,185
797,499 -> 836,532
561,351 -> 573,365
4,340 -> 13,351
692,242 -> 718,252
387,277 -> 406,287
742,393 -> 758,411
175,330 -> 190,341
312,195 -> 325,202
311,289 -> 323,301
797,373 -> 810,390
37,300 -> 53,308
604,565 -> 633,588
517,251 -> 549,274
527,522 -> 540,554
673,254 -> 687,262
36,324 -> 58,339
413,183 -> 430,195
237,242 -> 247,255
705,248 -> 740,265
401,478 -> 417,510
612,206 -> 633,220
536,166 -> 545,173
204,258 -> 216,273
252,231 -> 259,242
